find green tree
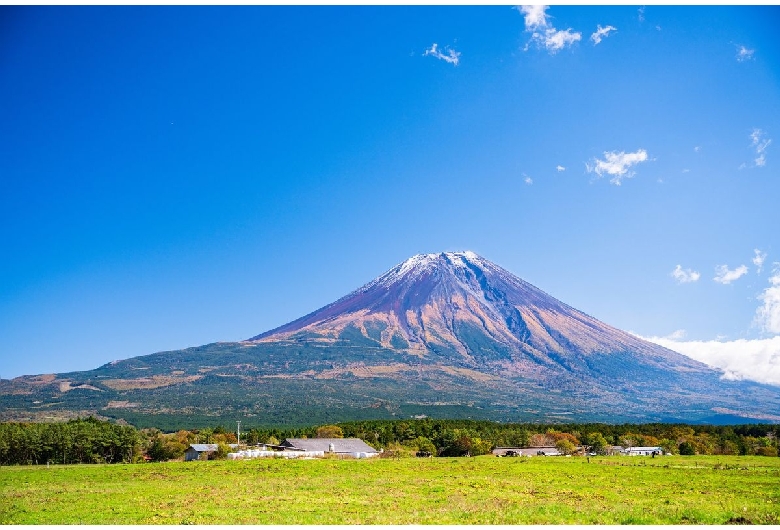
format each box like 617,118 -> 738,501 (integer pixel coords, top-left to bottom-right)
586,432 -> 608,455
678,441 -> 696,455
411,436 -> 437,455
147,436 -> 176,462
214,443 -> 232,460
556,439 -> 577,456
658,438 -> 678,455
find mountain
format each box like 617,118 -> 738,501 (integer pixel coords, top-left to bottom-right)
2,251 -> 779,428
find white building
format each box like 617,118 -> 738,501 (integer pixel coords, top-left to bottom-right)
624,446 -> 664,456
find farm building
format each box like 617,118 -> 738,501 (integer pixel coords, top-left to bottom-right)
624,446 -> 664,456
280,438 -> 378,457
185,444 -> 218,461
185,443 -> 239,461
492,447 -> 563,457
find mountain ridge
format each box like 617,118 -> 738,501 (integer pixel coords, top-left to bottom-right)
1,250 -> 779,427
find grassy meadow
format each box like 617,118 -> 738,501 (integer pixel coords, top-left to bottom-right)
1,454 -> 779,525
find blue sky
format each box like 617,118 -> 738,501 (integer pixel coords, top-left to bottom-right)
2,5 -> 779,383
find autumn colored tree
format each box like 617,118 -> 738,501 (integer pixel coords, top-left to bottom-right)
316,425 -> 344,438
555,439 -> 577,455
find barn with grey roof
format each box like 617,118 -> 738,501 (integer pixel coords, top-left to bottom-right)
280,438 -> 378,455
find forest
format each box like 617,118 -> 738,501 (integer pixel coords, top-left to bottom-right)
0,417 -> 777,465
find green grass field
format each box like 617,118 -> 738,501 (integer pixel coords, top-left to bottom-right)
2,455 -> 779,524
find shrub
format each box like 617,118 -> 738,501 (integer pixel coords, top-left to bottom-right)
213,443 -> 232,460
679,441 -> 696,455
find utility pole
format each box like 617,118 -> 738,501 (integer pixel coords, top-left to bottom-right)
236,420 -> 241,447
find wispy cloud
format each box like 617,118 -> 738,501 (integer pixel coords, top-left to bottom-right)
671,265 -> 700,284
753,249 -> 768,273
736,45 -> 755,62
423,43 -> 461,66
585,149 -> 649,185
665,329 -> 687,340
591,25 -> 616,45
518,5 -> 582,54
755,265 -> 780,334
556,165 -> 566,172
523,174 -> 533,185
638,6 -> 645,22
713,264 -> 748,285
750,128 -> 771,167
642,335 -> 780,386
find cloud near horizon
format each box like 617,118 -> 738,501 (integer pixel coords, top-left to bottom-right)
713,264 -> 748,284
671,264 -> 700,284
423,43 -> 461,66
755,266 -> 780,334
586,149 -> 649,185
642,334 -> 780,386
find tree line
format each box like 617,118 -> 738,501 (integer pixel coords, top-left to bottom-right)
1,417 -> 777,465
0,417 -> 141,465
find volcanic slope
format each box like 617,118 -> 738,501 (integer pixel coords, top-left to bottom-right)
2,251 -> 779,427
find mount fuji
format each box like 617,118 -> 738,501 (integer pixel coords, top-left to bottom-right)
2,251 -> 779,427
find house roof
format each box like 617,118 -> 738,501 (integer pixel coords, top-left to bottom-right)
189,444 -> 218,452
282,438 -> 378,453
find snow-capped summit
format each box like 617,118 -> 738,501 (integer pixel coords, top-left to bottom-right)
248,251 -> 708,379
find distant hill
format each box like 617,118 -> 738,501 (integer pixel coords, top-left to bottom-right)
2,251 -> 779,428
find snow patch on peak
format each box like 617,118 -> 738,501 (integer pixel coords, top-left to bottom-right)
361,251 -> 485,291
370,253 -> 438,289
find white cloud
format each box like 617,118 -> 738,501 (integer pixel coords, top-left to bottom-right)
694,146 -> 701,153
750,128 -> 771,167
523,174 -> 533,185
518,5 -> 581,54
591,25 -> 616,45
423,43 -> 461,66
586,149 -> 649,185
755,265 -> 780,334
665,329 -> 687,340
671,265 -> 700,284
713,264 -> 748,284
556,165 -> 566,172
736,45 -> 755,62
537,28 -> 581,53
753,249 -> 768,273
517,5 -> 549,31
643,335 -> 780,386
638,6 -> 645,22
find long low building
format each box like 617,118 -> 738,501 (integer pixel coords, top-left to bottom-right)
624,446 -> 664,456
227,449 -> 324,460
225,438 -> 380,461
492,447 -> 563,457
280,438 -> 379,457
